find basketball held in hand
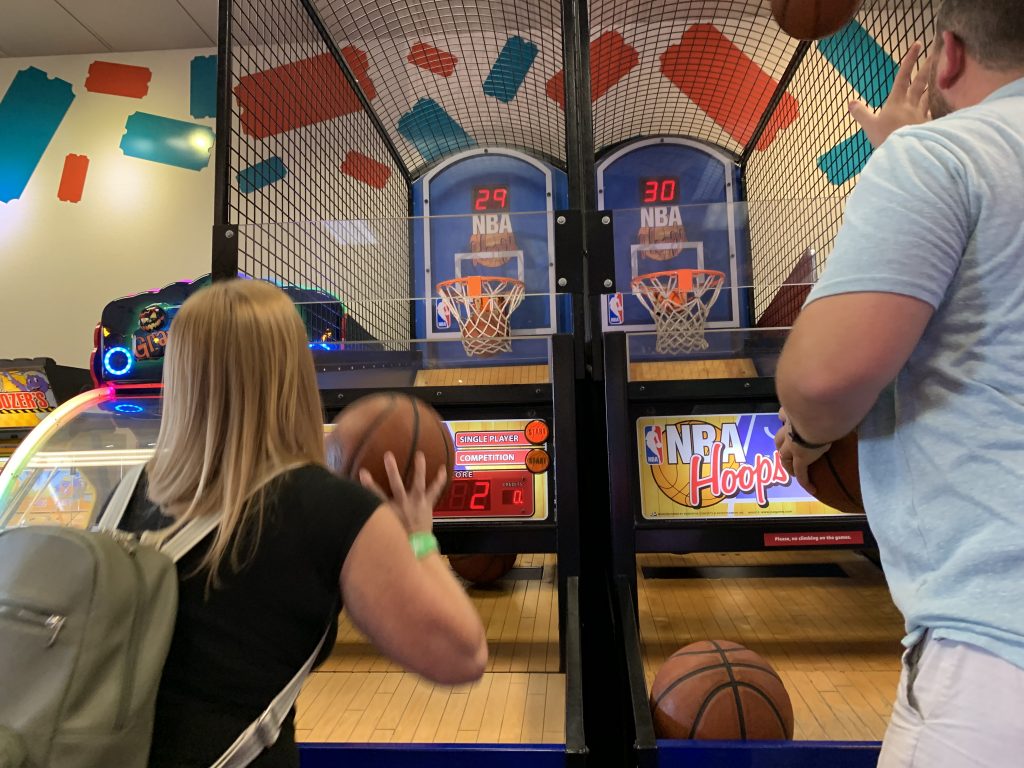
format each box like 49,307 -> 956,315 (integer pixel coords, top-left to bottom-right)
650,640 -> 794,740
806,431 -> 863,514
326,393 -> 454,501
770,0 -> 864,40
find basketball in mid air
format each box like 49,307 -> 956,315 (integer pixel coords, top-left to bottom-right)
770,0 -> 864,40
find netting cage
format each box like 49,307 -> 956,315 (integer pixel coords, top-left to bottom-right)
212,0 -> 938,339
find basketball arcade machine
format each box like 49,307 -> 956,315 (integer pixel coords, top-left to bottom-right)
243,160 -> 584,767
596,136 -> 878,767
0,360 -> 91,474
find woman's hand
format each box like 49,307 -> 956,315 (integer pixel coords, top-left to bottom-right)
359,451 -> 447,534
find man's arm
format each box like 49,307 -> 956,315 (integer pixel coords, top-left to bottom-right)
776,291 -> 934,446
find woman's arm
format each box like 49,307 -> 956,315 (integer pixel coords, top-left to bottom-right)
339,454 -> 487,685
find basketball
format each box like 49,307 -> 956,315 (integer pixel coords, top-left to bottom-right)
769,0 -> 864,40
650,640 -> 794,740
449,554 -> 517,585
326,393 -> 454,501
806,431 -> 863,514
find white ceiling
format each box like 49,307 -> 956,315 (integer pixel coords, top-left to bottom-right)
0,0 -> 217,58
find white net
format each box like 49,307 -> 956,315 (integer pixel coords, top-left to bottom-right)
632,270 -> 725,355
437,277 -> 525,357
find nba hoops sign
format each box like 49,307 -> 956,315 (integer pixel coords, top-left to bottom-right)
637,413 -> 845,519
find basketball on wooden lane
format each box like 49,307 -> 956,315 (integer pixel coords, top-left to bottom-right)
650,640 -> 794,740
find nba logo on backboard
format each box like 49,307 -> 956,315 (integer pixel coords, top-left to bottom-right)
644,425 -> 665,465
435,299 -> 451,330
608,292 -> 624,326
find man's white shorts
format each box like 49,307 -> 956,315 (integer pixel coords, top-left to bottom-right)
879,634 -> 1024,767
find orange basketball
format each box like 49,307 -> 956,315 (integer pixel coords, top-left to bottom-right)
651,640 -> 794,740
449,554 -> 517,585
806,431 -> 863,514
326,393 -> 454,501
770,0 -> 864,40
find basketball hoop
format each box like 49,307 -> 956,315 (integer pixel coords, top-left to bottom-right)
632,269 -> 725,355
437,276 -> 525,357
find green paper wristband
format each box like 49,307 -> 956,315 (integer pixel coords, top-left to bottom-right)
409,531 -> 439,560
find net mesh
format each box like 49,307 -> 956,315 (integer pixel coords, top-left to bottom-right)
312,0 -> 568,175
589,1 -> 798,156
437,277 -> 526,357
223,0 -> 413,342
632,269 -> 724,354
744,0 -> 936,323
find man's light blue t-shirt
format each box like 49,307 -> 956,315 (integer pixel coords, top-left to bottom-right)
806,78 -> 1024,668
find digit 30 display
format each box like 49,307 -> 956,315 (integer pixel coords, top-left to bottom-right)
436,417 -> 550,520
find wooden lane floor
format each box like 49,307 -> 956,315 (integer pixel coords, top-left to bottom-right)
637,550 -> 905,741
296,554 -> 565,744
413,365 -> 550,387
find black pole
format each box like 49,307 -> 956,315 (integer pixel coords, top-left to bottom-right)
296,0 -> 411,185
560,0 -> 596,213
211,0 -> 237,281
739,41 -> 812,168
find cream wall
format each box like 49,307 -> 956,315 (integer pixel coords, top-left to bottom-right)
0,48 -> 216,369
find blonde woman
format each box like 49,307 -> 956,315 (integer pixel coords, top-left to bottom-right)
114,279 -> 487,767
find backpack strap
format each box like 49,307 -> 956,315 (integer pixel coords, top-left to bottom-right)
96,464 -> 221,564
208,628 -> 330,768
95,463 -> 147,531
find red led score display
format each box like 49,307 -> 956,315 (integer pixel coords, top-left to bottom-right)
472,185 -> 510,211
640,177 -> 679,204
434,469 -> 534,518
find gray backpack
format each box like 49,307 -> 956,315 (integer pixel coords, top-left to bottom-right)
0,465 -> 324,768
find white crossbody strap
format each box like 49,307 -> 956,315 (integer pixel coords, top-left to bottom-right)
96,464 -> 147,530
99,463 -> 325,766
96,463 -> 221,564
209,629 -> 330,768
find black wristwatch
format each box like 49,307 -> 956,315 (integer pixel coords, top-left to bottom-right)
788,425 -> 830,450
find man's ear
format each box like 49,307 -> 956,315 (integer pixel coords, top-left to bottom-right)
936,30 -> 967,90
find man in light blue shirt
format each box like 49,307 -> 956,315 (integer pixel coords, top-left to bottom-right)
775,1 -> 1024,764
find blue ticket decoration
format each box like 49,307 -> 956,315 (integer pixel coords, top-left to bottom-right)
238,156 -> 287,194
818,22 -> 897,109
397,98 -> 475,164
818,130 -> 872,186
190,55 -> 217,119
0,67 -> 76,203
483,36 -> 539,103
120,112 -> 215,171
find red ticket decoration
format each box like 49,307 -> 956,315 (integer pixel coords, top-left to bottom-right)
235,48 -> 375,139
408,42 -> 458,77
546,30 -> 638,109
340,151 -> 392,189
660,24 -> 799,150
85,61 -> 152,98
57,153 -> 89,203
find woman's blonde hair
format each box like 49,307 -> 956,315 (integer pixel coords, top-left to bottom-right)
146,279 -> 325,585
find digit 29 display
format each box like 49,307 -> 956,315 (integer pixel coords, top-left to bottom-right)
435,418 -> 550,521
640,177 -> 679,204
472,185 -> 510,211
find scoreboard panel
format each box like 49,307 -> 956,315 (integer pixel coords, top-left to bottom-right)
596,137 -> 752,333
